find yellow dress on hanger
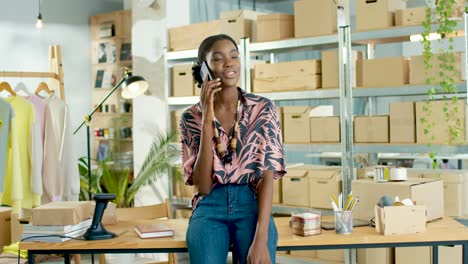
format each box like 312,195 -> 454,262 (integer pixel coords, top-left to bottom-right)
2,96 -> 41,210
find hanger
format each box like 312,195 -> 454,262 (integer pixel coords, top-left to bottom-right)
35,81 -> 53,96
0,82 -> 16,96
14,81 -> 32,96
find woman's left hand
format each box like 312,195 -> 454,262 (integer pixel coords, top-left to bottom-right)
247,239 -> 271,264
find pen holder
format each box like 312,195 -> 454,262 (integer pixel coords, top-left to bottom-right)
334,210 -> 353,234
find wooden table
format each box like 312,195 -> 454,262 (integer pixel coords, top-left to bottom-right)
20,217 -> 468,264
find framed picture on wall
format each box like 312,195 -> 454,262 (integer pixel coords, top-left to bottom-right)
120,43 -> 132,61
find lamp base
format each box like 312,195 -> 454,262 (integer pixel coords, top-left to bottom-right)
83,223 -> 116,240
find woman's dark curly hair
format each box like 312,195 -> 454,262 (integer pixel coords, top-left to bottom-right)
192,34 -> 239,88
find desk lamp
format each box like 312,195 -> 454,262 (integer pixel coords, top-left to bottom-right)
73,67 -> 148,199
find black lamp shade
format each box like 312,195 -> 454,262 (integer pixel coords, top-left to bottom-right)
121,75 -> 148,99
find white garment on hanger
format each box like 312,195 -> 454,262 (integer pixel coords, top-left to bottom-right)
14,82 -> 32,96
42,95 -> 79,202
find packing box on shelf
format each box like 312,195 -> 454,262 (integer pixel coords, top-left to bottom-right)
410,52 -> 463,85
294,0 -> 336,38
396,245 -> 463,264
389,101 -> 415,143
256,14 -> 294,42
310,116 -> 340,143
352,178 -> 444,222
172,64 -> 195,97
421,169 -> 468,216
375,204 -> 427,235
168,20 -> 222,51
220,10 -> 259,43
31,201 -> 93,226
308,167 -> 341,209
254,60 -> 321,79
415,100 -> 466,144
356,0 -> 406,31
395,7 -> 426,26
0,207 -> 11,253
321,49 -> 362,88
273,178 -> 282,204
282,168 -> 310,207
171,109 -> 184,143
357,248 -> 394,264
253,60 -> 321,93
283,105 -> 333,143
354,116 -> 389,143
358,57 -> 409,87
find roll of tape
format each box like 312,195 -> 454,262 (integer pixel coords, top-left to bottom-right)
390,167 -> 407,181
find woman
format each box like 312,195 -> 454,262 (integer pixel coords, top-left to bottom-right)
180,34 -> 286,264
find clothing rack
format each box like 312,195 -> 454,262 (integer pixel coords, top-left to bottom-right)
2,45 -> 65,100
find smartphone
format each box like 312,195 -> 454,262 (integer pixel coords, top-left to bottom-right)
200,60 -> 213,81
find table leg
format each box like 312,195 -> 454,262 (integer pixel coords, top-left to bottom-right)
28,252 -> 35,264
64,254 -> 71,264
464,242 -> 468,264
432,245 -> 438,264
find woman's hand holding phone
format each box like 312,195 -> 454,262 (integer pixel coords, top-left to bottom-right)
200,75 -> 222,123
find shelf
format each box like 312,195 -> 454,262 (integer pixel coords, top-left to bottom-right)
93,112 -> 132,117
250,34 -> 339,53
167,96 -> 199,106
351,20 -> 464,45
284,143 -> 468,154
166,49 -> 198,61
166,83 -> 466,105
94,137 -> 133,142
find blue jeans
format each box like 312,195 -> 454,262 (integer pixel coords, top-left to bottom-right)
186,184 -> 278,264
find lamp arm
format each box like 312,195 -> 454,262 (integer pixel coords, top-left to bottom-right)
73,74 -> 128,135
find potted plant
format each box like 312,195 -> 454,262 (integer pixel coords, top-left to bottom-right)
78,132 -> 181,207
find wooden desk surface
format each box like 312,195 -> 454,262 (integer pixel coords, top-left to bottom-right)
20,217 -> 468,251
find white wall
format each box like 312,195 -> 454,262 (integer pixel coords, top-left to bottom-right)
132,0 -> 190,205
0,0 -> 123,161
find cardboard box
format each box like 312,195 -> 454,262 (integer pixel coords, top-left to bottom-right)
283,106 -> 333,143
359,57 -> 409,87
254,60 -> 321,79
100,201 -> 117,225
309,168 -> 342,209
410,52 -> 463,85
31,201 -> 93,226
389,102 -> 415,143
220,10 -> 259,43
294,0 -> 336,38
172,64 -> 195,97
11,209 -> 32,243
396,245 -> 462,264
415,100 -> 466,144
357,248 -> 394,264
256,14 -> 294,42
322,49 -> 362,88
253,60 -> 321,92
253,75 -> 321,93
175,208 -> 192,219
354,116 -> 389,143
356,0 -> 406,31
290,250 -> 316,259
273,178 -> 282,204
395,7 -> 426,26
316,249 -> 344,263
282,168 -> 309,207
0,207 -> 11,252
375,204 -> 427,235
168,20 -> 222,51
171,109 -> 184,143
310,116 -> 340,142
352,178 -> 444,221
422,170 -> 468,216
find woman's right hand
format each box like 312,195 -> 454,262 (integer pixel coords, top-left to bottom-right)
200,76 -> 222,123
